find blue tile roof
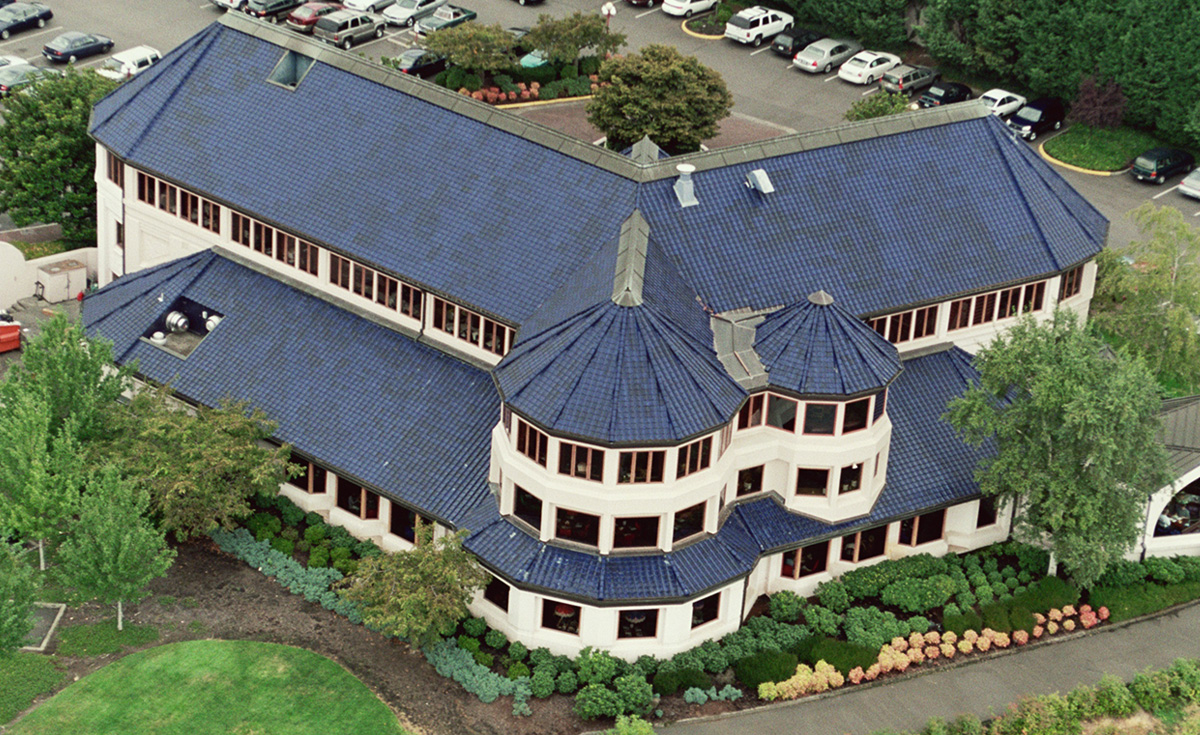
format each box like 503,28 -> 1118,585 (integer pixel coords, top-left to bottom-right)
82,252 -> 499,525
754,294 -> 902,397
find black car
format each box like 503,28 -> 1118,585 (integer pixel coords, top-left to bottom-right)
245,0 -> 306,21
1005,97 -> 1066,141
0,2 -> 51,41
916,81 -> 972,108
0,63 -> 60,96
1131,148 -> 1195,185
770,28 -> 823,58
42,31 -> 113,63
393,48 -> 446,78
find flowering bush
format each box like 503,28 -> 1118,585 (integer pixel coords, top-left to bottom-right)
942,631 -> 958,645
1032,625 -> 1044,638
891,636 -> 908,652
1047,621 -> 1059,635
940,643 -> 956,659
958,640 -> 974,655
1034,612 -> 1047,625
1062,604 -> 1076,617
1063,619 -> 1076,632
963,629 -> 979,644
924,645 -> 940,660
1079,604 -> 1093,615
1013,630 -> 1029,646
848,667 -> 865,684
924,631 -> 941,646
1098,606 -> 1110,621
865,664 -> 881,681
909,632 -> 925,651
1048,608 -> 1064,622
908,647 -> 925,664
992,632 -> 1011,648
1080,610 -> 1099,629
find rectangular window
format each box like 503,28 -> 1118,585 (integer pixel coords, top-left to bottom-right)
1022,281 -> 1046,313
136,172 -> 155,205
977,497 -> 998,528
484,576 -> 510,611
310,464 -> 328,494
287,461 -> 310,492
737,394 -> 765,429
613,516 -> 659,549
201,201 -> 221,234
973,292 -> 997,324
543,599 -> 580,634
997,286 -> 1022,320
482,319 -> 508,356
843,398 -> 870,433
115,221 -> 124,250
179,191 -> 199,225
838,463 -> 862,494
888,310 -> 913,343
691,593 -> 720,628
676,437 -> 712,479
720,423 -> 733,454
1060,265 -> 1083,300
288,461 -> 326,494
251,221 -> 273,257
840,526 -> 886,563
352,263 -> 374,300
803,403 -> 837,435
336,477 -> 362,516
899,508 -> 946,546
555,508 -> 600,547
458,311 -> 480,345
231,212 -> 251,248
276,233 -> 296,266
376,273 -> 398,310
157,180 -> 177,215
913,305 -> 938,339
618,450 -> 665,484
766,395 -> 797,432
297,240 -> 318,276
432,297 -> 456,334
515,420 -> 548,467
618,609 -> 659,639
781,540 -> 829,578
736,465 -> 764,497
673,502 -> 705,542
329,253 -> 351,290
106,152 -> 124,187
869,316 -> 887,338
795,467 -> 828,496
947,298 -> 971,331
513,485 -> 542,531
390,502 -> 419,543
558,442 -> 604,482
400,284 -> 422,320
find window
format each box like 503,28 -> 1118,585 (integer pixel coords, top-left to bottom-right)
136,172 -> 155,205
840,526 -> 886,563
977,497 -> 998,528
838,463 -> 862,494
201,200 -> 221,234
297,240 -> 318,276
429,297 -> 510,355
1022,282 -> 1046,313
513,485 -> 542,531
558,442 -> 604,482
804,403 -> 837,435
482,319 -> 507,356
618,609 -> 659,639
736,465 -> 763,497
390,503 -> 419,542
781,540 -> 829,578
691,593 -> 720,628
720,423 -> 733,453
276,233 -> 297,267
947,298 -> 971,330
543,599 -> 579,634
458,310 -> 479,344
106,151 -> 124,187
252,221 -> 274,257
329,253 -> 351,290
432,297 -> 456,334
997,286 -> 1022,320
1060,265 -> 1083,300
899,509 -> 946,546
555,508 -> 600,547
795,468 -> 828,496
673,502 -> 705,542
115,221 -> 124,250
618,450 -> 665,484
613,517 -> 659,549
484,576 -> 510,611
515,419 -> 548,466
336,477 -> 379,520
912,305 -> 938,339
972,292 -> 997,324
869,305 -> 938,344
287,460 -> 326,494
179,191 -> 199,225
766,395 -> 797,431
231,212 -> 251,248
843,398 -> 870,433
400,283 -> 422,320
354,263 -> 376,300
738,394 -> 765,429
157,180 -> 177,215
949,281 -> 1050,331
676,437 -> 712,479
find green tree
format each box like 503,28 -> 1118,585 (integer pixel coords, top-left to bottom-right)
0,541 -> 38,654
0,69 -> 118,247
525,11 -> 624,67
586,45 -> 733,155
944,311 -> 1169,589
104,388 -> 295,541
56,468 -> 175,630
1091,204 -> 1200,394
421,23 -> 518,74
844,90 -> 911,121
336,520 -> 489,647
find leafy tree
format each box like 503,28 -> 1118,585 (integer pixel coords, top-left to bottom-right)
0,68 -> 118,247
1092,204 -> 1200,393
944,311 -> 1169,589
844,90 -> 911,121
421,23 -> 518,74
336,520 -> 489,647
0,541 -> 38,654
586,45 -> 732,155
1069,72 -> 1127,128
56,468 -> 175,630
103,388 -> 295,541
525,11 -> 624,67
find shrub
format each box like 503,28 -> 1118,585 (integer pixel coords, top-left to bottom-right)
908,616 -> 931,635
530,669 -> 555,699
578,647 -> 621,686
943,609 -> 984,637
694,640 -> 728,674
1093,673 -> 1137,717
840,554 -> 950,600
843,606 -> 908,651
956,591 -> 977,609
432,68 -> 451,88
328,526 -> 357,550
769,590 -> 805,621
942,603 -> 961,618
329,545 -> 352,564
565,76 -> 593,97
246,512 -> 282,541
816,579 -> 851,613
734,650 -> 797,689
1008,606 -> 1036,634
652,667 -> 709,696
507,640 -> 528,662
714,2 -> 733,24
508,661 -> 531,680
844,90 -> 910,122
303,524 -> 327,545
557,670 -> 579,695
974,584 -> 995,604
484,628 -> 508,650
575,683 -> 624,720
493,73 -> 518,93
353,540 -> 382,559
615,674 -> 654,716
307,545 -> 330,568
1145,557 -> 1186,585
808,638 -> 876,676
1070,74 -> 1127,129
882,575 -> 956,613
304,511 -> 324,527
802,605 -> 842,638
518,63 -> 557,86
276,496 -> 306,527
270,536 -> 295,556
579,55 -> 601,76
980,602 -> 1012,633
457,635 -> 481,654
463,617 -> 487,638
632,655 -> 659,679
539,80 -> 565,100
1015,576 -> 1080,612
1177,556 -> 1200,583
1129,668 -> 1175,714
1090,581 -> 1200,622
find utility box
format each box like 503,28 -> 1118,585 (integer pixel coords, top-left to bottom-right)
37,259 -> 87,303
0,321 -> 19,354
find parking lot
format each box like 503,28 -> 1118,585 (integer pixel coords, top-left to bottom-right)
10,0 -> 1194,249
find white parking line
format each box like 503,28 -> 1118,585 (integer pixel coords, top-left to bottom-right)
749,46 -> 771,56
861,86 -> 878,96
1152,185 -> 1181,200
822,74 -> 839,82
0,28 -> 57,47
635,7 -> 660,17
382,29 -> 410,42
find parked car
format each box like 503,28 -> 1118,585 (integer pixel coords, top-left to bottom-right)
381,0 -> 444,26
244,0 -> 305,21
343,0 -> 393,12
622,0 -> 656,8
1131,148 -> 1195,185
0,63 -> 60,97
286,2 -> 343,32
662,0 -> 717,18
96,45 -> 161,80
769,28 -> 823,58
519,49 -> 548,68
0,3 -> 52,41
42,31 -> 113,63
838,50 -> 900,85
915,81 -> 972,108
879,65 -> 938,96
792,38 -> 861,74
0,54 -> 24,69
506,0 -> 542,7
507,26 -> 530,54
723,6 -> 792,48
413,4 -> 475,38
979,88 -> 1026,118
313,10 -> 384,49
1179,168 -> 1200,200
210,0 -> 248,11
393,48 -> 446,77
1005,97 -> 1066,141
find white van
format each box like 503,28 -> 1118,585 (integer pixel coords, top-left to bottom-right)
96,46 -> 161,81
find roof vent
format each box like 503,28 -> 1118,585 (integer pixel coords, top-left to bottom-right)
268,50 -> 316,89
745,168 -> 775,195
673,163 -> 698,208
630,135 -> 663,164
807,290 -> 834,306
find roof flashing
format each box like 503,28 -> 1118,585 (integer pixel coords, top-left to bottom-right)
267,49 -> 316,89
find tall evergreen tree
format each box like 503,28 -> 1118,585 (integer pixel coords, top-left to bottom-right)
0,541 -> 38,655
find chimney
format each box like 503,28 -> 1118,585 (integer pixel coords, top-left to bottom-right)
673,163 -> 698,208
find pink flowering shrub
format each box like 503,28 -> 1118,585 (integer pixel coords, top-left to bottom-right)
924,631 -> 941,646
924,645 -> 940,660
909,632 -> 926,651
976,637 -> 992,652
908,647 -> 925,665
1034,612 -> 1047,625
894,656 -> 911,673
963,630 -> 979,644
1080,604 -> 1093,615
865,664 -> 881,681
992,632 -> 1011,648
940,642 -> 956,659
1063,619 -> 1076,632
1032,625 -> 1044,638
1080,610 -> 1099,629
1013,630 -> 1029,646
942,631 -> 957,645
891,637 -> 908,652
1048,608 -> 1064,622
1098,606 -> 1110,621
848,667 -> 865,685
1047,621 -> 1059,635
1062,604 -> 1076,617
958,639 -> 974,655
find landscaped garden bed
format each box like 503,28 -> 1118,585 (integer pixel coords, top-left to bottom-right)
1041,124 -> 1167,171
422,57 -> 606,104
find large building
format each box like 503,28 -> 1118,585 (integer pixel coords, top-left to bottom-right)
84,14 -> 1108,657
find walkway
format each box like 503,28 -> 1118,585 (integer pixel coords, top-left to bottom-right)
665,602 -> 1200,735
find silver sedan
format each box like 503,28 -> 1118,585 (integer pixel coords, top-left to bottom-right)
793,38 -> 862,74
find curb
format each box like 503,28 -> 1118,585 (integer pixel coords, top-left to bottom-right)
496,94 -> 593,110
1038,140 -> 1130,177
680,14 -> 724,40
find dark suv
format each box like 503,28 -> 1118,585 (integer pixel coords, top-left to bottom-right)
916,81 -> 972,108
1005,97 -> 1066,141
245,0 -> 305,20
1131,148 -> 1195,185
770,28 -> 823,58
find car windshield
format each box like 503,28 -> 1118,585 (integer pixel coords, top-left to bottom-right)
397,0 -> 418,8
774,33 -> 792,45
1013,107 -> 1042,123
432,6 -> 454,18
727,15 -> 751,28
982,93 -> 1002,106
399,49 -> 423,62
100,57 -> 123,71
883,72 -> 900,84
0,66 -> 26,83
293,6 -> 316,16
1134,156 -> 1158,170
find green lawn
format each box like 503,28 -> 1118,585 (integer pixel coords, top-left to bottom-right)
1042,123 -> 1167,171
5,240 -> 70,260
0,654 -> 66,725
11,640 -> 409,735
55,620 -> 159,657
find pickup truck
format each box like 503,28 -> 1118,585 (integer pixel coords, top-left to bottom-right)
413,4 -> 475,38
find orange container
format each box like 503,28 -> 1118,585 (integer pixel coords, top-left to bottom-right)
0,322 -> 20,354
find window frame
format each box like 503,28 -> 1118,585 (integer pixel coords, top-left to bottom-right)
512,485 -> 543,532
617,608 -> 659,639
554,507 -> 601,547
839,525 -> 886,563
781,540 -> 830,579
542,599 -> 580,635
558,441 -> 605,482
898,508 -> 946,546
672,502 -> 706,543
691,593 -> 720,629
676,436 -> 713,479
612,516 -> 660,549
515,419 -> 548,467
618,450 -> 666,484
736,465 -> 764,497
794,467 -> 829,497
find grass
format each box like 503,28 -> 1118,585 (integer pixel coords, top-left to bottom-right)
10,640 -> 410,735
1089,581 -> 1200,623
0,653 -> 66,725
1042,123 -> 1166,171
5,240 -> 70,260
55,620 -> 158,657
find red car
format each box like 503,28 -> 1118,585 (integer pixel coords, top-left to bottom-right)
286,2 -> 343,33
